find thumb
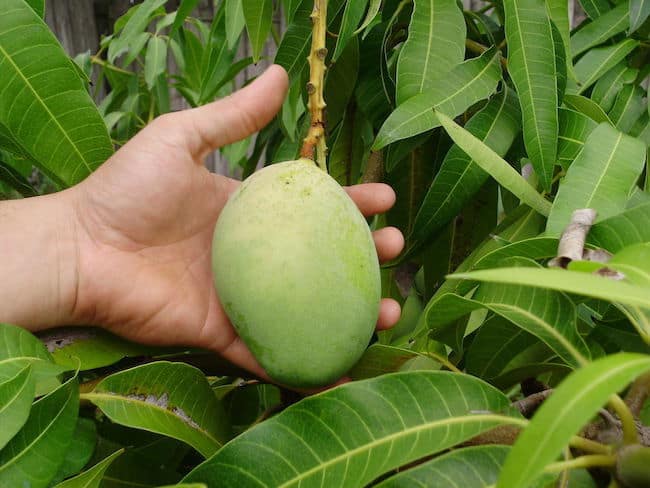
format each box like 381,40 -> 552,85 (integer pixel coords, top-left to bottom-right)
171,65 -> 289,159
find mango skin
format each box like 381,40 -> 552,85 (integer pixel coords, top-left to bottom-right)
212,159 -> 381,387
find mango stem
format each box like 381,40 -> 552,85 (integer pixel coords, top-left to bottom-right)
300,0 -> 328,172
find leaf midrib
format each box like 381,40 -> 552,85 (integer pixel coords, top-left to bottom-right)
0,35 -> 92,175
277,414 -> 526,487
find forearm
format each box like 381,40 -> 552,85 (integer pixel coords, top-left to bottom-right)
0,190 -> 80,330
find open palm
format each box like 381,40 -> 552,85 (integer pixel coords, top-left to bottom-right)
69,66 -> 404,378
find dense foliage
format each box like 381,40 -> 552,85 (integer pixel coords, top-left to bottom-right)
1,0 -> 650,486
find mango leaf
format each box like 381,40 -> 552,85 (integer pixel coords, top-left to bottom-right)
0,0 -> 113,187
570,3 -> 629,58
630,0 -> 650,31
591,62 -> 638,112
563,93 -> 612,123
423,281 -> 590,368
171,0 -> 201,34
557,108 -> 597,169
373,49 -> 502,149
579,0 -> 613,19
108,0 -> 167,62
356,0 -> 381,34
332,0 -> 368,61
25,0 -> 44,17
436,112 -> 552,216
503,0 -> 558,190
0,364 -> 34,450
51,418 -> 97,485
224,0 -> 246,48
324,37 -> 359,129
82,362 -> 230,458
0,323 -> 67,395
377,445 -> 550,488
395,0 -> 465,104
609,84 -> 645,133
546,0 -> 572,69
184,372 -> 524,487
348,345 -> 434,380
0,376 -> 79,488
53,449 -> 122,488
144,36 -> 167,90
38,327 -> 159,371
242,0 -> 272,63
574,39 -> 639,94
472,236 -> 559,270
497,353 -> 650,487
588,202 -> 650,252
546,123 -> 646,235
407,88 -> 521,257
452,267 -> 650,309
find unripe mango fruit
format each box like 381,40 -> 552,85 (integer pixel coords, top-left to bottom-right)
212,159 -> 381,387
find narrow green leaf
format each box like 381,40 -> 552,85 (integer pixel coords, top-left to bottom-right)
546,0 -> 572,67
198,10 -> 238,104
144,36 -> 167,90
51,418 -> 97,485
588,202 -> 650,252
184,372 -> 524,487
374,49 -> 502,149
591,62 -> 638,112
54,449 -> 123,488
0,364 -> 34,450
452,268 -> 650,309
563,93 -> 613,123
504,0 -> 559,190
0,0 -> 113,187
570,3 -> 629,57
546,123 -> 646,235
242,0 -> 272,63
108,0 -> 167,62
609,84 -> 646,133
324,37 -> 359,129
409,88 -> 521,253
396,0 -> 466,103
557,108 -> 597,169
630,0 -> 650,31
82,362 -> 230,458
579,0 -> 613,19
497,353 -> 650,488
574,39 -> 639,94
225,0 -> 246,48
171,0 -> 200,34
436,112 -> 552,216
348,345 -> 432,380
378,445 -> 551,488
0,376 -> 79,488
423,282 -> 590,368
332,0 -> 368,61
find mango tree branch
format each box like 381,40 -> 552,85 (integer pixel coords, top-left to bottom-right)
300,0 -> 328,171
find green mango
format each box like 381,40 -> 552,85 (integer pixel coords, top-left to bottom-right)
212,159 -> 381,387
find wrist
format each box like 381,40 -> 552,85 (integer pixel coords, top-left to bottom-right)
0,189 -> 82,330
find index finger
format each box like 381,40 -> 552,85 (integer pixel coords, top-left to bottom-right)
345,183 -> 396,217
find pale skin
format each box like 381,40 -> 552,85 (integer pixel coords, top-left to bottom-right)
0,65 -> 404,380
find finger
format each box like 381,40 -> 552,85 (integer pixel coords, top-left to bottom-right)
176,65 -> 289,159
376,298 -> 401,330
218,335 -> 271,381
346,183 -> 396,216
373,227 -> 404,263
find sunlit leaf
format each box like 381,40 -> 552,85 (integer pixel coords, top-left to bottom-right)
82,362 -> 230,458
373,49 -> 502,149
0,0 -> 113,187
630,0 -> 650,32
557,108 -> 597,169
574,39 -> 639,94
0,376 -> 79,488
144,36 -> 167,90
570,3 -> 628,57
591,61 -> 638,112
504,0 -> 559,189
436,111 -> 552,216
332,0 -> 368,61
497,353 -> 650,487
242,0 -> 272,63
0,364 -> 34,450
546,123 -> 646,235
588,202 -> 650,252
185,372 -> 524,487
53,449 -> 123,488
608,84 -> 645,133
396,0 -> 465,103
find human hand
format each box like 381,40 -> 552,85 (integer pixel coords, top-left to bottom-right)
62,65 -> 404,378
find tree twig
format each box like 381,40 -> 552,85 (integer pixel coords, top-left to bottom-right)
300,0 -> 328,171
